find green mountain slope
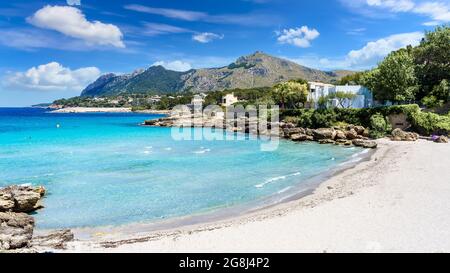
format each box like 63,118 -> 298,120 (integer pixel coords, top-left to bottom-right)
81,52 -> 353,96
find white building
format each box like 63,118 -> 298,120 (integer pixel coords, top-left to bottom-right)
191,95 -> 205,105
333,85 -> 373,109
222,93 -> 239,107
308,82 -> 335,104
307,82 -> 373,109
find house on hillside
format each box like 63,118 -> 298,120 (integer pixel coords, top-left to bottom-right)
222,93 -> 239,107
307,82 -> 373,109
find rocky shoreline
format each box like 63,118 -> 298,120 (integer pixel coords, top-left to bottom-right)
0,185 -> 74,252
143,115 -> 379,149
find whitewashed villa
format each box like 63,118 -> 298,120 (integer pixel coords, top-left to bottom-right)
222,93 -> 239,107
308,82 -> 373,109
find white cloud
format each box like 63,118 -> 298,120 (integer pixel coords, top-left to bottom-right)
27,5 -> 124,48
5,62 -> 101,92
289,31 -> 424,70
67,0 -> 81,6
413,2 -> 450,23
347,28 -> 367,35
366,0 -> 415,12
192,32 -> 224,43
343,0 -> 450,24
276,26 -> 320,48
346,31 -> 423,67
124,4 -> 206,21
124,4 -> 279,27
152,61 -> 192,72
143,23 -> 192,36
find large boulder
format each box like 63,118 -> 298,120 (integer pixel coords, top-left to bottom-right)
391,128 -> 419,142
291,133 -> 309,142
335,139 -> 352,146
345,129 -> 359,140
0,212 -> 34,250
434,135 -> 448,143
354,126 -> 365,135
319,139 -> 335,145
335,130 -> 347,140
0,186 -> 44,213
305,128 -> 314,136
313,128 -> 336,140
0,192 -> 15,212
283,127 -> 305,137
352,139 -> 378,149
281,122 -> 296,129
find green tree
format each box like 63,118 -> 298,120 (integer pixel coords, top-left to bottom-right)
272,80 -> 309,110
414,25 -> 450,101
363,47 -> 419,103
338,72 -> 366,85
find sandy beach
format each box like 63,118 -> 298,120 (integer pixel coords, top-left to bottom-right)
60,139 -> 450,253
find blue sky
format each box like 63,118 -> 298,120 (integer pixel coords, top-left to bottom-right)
0,0 -> 449,106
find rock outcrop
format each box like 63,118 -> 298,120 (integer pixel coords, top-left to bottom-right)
312,128 -> 336,140
434,135 -> 449,143
0,212 -> 34,250
0,186 -> 44,213
32,229 -> 74,250
391,128 -> 419,142
0,185 -> 72,252
352,139 -> 378,149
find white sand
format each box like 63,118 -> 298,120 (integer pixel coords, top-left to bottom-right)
65,139 -> 450,253
51,107 -> 132,113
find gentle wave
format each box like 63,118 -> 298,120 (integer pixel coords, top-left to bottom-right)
255,172 -> 301,188
193,148 -> 211,154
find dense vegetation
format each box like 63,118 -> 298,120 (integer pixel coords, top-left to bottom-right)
362,25 -> 449,107
281,104 -> 450,136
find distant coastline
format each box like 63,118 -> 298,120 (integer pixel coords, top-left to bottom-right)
50,107 -> 170,114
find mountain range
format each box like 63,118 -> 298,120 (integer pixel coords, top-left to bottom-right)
81,52 -> 354,97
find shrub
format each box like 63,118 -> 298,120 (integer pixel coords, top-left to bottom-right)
369,113 -> 392,139
409,110 -> 450,135
283,116 -> 300,126
422,95 -> 444,108
311,109 -> 336,128
296,110 -> 314,128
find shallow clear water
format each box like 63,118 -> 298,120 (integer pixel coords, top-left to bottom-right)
0,108 -> 362,229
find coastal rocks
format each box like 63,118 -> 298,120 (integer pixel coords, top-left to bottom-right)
345,129 -> 359,140
391,128 -> 419,142
312,128 -> 336,140
0,186 -> 44,213
352,139 -> 378,149
335,130 -> 347,140
281,122 -> 296,129
319,139 -> 335,145
0,185 -> 63,252
32,229 -> 74,250
354,126 -> 365,135
335,139 -> 352,146
283,127 -> 305,137
290,133 -> 310,142
0,212 -> 34,250
434,135 -> 449,143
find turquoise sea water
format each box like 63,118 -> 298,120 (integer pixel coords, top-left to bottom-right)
0,108 -> 363,229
